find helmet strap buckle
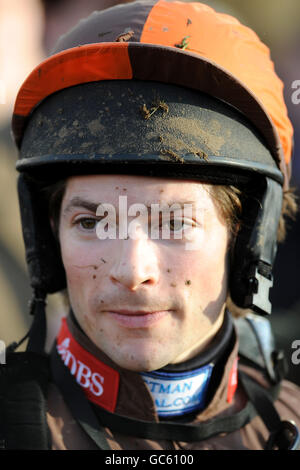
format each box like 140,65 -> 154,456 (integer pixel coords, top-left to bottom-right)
246,265 -> 273,315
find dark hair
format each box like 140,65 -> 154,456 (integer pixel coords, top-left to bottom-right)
43,180 -> 67,239
210,184 -> 297,243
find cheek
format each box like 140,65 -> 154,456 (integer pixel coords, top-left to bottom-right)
60,228 -> 108,271
59,235 -> 106,296
174,229 -> 229,300
198,231 -> 229,297
61,234 -> 93,265
82,312 -> 99,337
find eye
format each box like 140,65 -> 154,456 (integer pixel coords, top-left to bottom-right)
168,218 -> 184,232
155,215 -> 197,238
76,217 -> 97,230
168,217 -> 196,232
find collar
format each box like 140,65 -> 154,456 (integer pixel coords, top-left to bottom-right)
55,311 -> 239,422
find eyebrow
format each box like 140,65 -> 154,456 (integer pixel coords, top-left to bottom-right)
62,197 -> 199,216
62,197 -> 99,215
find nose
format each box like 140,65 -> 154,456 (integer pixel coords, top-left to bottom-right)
109,236 -> 160,291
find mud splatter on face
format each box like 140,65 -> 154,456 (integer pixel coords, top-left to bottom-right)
72,264 -> 100,270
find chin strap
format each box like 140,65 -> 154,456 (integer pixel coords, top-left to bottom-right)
1,289 -> 50,450
26,288 -> 47,354
6,288 -> 47,355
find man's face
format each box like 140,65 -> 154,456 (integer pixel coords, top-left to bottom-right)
59,175 -> 230,371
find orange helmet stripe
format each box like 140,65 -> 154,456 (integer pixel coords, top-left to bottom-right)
141,0 -> 293,165
13,42 -> 132,119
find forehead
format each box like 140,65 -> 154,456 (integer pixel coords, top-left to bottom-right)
62,174 -> 215,209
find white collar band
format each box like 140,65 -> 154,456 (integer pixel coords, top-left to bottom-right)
141,363 -> 214,417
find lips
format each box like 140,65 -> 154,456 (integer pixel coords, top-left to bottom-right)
105,309 -> 171,328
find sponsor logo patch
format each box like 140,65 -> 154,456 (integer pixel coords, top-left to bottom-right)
227,357 -> 238,404
57,318 -> 119,412
141,364 -> 214,417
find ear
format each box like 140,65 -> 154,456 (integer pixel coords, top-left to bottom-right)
50,216 -> 55,233
49,215 -> 60,242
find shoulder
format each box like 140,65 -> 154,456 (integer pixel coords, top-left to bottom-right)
276,378 -> 300,423
235,364 -> 300,449
46,381 -> 100,450
233,313 -> 300,448
0,351 -> 50,449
